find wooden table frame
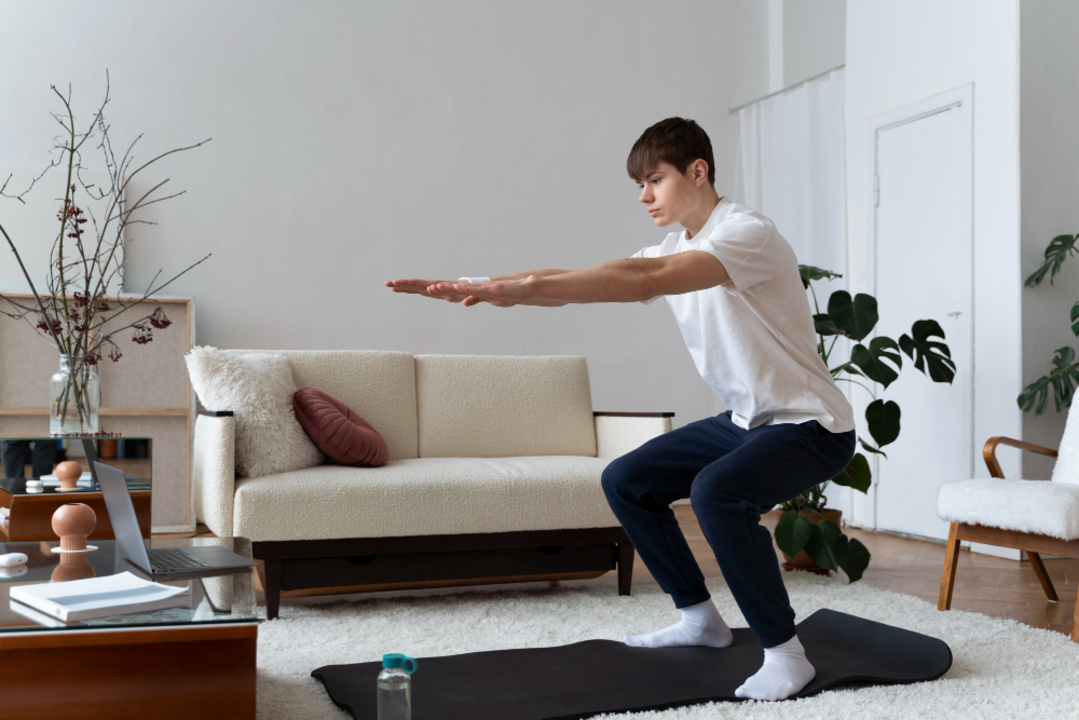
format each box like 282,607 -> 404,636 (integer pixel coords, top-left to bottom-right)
0,623 -> 256,719
938,435 -> 1079,641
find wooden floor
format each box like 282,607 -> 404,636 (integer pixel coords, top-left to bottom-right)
180,506 -> 1079,638
544,506 -> 1077,638
671,506 -> 1079,638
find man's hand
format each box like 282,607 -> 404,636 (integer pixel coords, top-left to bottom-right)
384,278 -> 487,305
427,277 -> 539,308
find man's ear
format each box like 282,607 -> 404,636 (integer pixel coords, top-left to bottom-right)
686,159 -> 709,187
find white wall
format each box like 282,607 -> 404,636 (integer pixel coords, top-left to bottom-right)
1019,0 -> 1079,479
784,0 -> 846,85
0,1 -> 769,430
845,0 -> 1023,491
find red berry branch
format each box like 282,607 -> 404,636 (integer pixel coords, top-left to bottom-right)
0,71 -> 213,429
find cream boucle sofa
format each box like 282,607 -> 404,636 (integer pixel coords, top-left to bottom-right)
191,350 -> 672,618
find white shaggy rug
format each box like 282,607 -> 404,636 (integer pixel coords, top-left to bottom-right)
257,573 -> 1079,719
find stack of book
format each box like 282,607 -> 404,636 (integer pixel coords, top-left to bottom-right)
10,571 -> 191,622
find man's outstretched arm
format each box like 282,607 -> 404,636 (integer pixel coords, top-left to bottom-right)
430,250 -> 731,307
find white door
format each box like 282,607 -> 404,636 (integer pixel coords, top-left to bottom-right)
869,89 -> 973,541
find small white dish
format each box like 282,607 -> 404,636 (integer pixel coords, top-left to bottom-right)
50,545 -> 99,555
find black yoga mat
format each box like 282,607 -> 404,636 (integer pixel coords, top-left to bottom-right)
312,608 -> 952,719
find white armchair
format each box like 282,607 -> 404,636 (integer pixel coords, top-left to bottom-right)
936,410 -> 1079,641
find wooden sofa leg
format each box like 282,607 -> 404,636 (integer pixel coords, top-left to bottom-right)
938,522 -> 961,611
262,558 -> 283,621
1026,551 -> 1059,602
1072,584 -> 1079,643
617,542 -> 635,596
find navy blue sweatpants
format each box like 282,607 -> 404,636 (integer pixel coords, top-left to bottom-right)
601,410 -> 856,648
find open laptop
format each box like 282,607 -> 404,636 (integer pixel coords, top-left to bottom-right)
94,461 -> 256,579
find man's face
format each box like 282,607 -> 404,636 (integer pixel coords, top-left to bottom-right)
636,161 -> 698,228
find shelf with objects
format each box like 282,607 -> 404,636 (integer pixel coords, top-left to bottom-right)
0,435 -> 152,541
0,293 -> 196,532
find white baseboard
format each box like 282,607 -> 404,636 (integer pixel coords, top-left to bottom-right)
963,541 -> 1022,561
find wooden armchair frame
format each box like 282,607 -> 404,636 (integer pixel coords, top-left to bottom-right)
938,435 -> 1079,640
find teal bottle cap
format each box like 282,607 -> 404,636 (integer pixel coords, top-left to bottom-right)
382,653 -> 418,673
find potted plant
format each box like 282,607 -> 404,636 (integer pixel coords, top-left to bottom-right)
0,74 -> 211,435
1018,232 -> 1079,414
772,265 -> 956,582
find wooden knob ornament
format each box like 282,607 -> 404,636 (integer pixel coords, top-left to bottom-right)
51,503 -> 97,552
55,460 -> 82,491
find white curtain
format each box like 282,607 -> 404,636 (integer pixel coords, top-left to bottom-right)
733,67 -> 846,286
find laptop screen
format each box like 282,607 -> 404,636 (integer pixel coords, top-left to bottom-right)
94,461 -> 153,572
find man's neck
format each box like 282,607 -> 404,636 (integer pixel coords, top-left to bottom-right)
683,192 -> 724,240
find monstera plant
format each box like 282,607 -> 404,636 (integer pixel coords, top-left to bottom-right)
773,265 -> 956,582
1018,232 -> 1079,415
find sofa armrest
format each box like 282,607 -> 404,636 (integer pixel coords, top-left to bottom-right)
593,411 -> 674,460
193,411 -> 237,537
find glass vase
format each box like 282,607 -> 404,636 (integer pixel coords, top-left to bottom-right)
50,354 -> 101,435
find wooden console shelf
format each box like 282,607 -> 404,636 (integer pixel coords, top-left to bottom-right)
0,293 -> 196,531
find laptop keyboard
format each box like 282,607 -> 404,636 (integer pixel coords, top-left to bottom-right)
148,547 -> 211,572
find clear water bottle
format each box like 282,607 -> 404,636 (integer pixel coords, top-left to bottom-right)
378,653 -> 418,720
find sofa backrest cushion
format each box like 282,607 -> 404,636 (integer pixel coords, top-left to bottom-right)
415,354 -> 597,458
230,350 -> 419,460
1052,407 -> 1079,485
293,386 -> 389,467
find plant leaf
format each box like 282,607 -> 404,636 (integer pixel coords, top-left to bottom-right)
1017,346 -> 1079,416
898,320 -> 956,383
818,520 -> 846,570
866,399 -> 901,448
836,363 -> 866,378
1071,302 -> 1079,336
774,510 -> 812,557
814,313 -> 842,336
830,452 -> 871,493
851,337 -> 902,388
1025,234 -> 1079,287
799,264 -> 842,290
858,438 -> 887,458
803,521 -> 838,571
841,538 -> 871,582
827,291 -> 879,342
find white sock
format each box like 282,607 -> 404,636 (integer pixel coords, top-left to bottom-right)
734,634 -> 816,701
623,599 -> 733,648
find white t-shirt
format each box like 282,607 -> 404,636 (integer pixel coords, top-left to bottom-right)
631,197 -> 856,434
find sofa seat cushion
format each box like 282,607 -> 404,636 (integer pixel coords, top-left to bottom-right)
937,478 -> 1079,540
232,456 -> 618,542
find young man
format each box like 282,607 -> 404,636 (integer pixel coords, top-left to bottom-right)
385,117 -> 856,702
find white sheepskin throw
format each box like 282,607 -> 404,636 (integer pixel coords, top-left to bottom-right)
185,346 -> 323,478
937,478 -> 1079,540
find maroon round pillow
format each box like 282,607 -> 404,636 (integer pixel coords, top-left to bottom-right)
292,387 -> 389,467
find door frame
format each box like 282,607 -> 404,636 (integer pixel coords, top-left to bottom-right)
849,84 -> 975,531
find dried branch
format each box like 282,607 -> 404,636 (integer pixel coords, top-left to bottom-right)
0,71 -> 211,407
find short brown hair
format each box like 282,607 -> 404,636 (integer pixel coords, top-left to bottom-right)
627,117 -> 715,187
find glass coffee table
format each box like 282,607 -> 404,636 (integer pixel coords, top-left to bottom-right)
0,537 -> 259,719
